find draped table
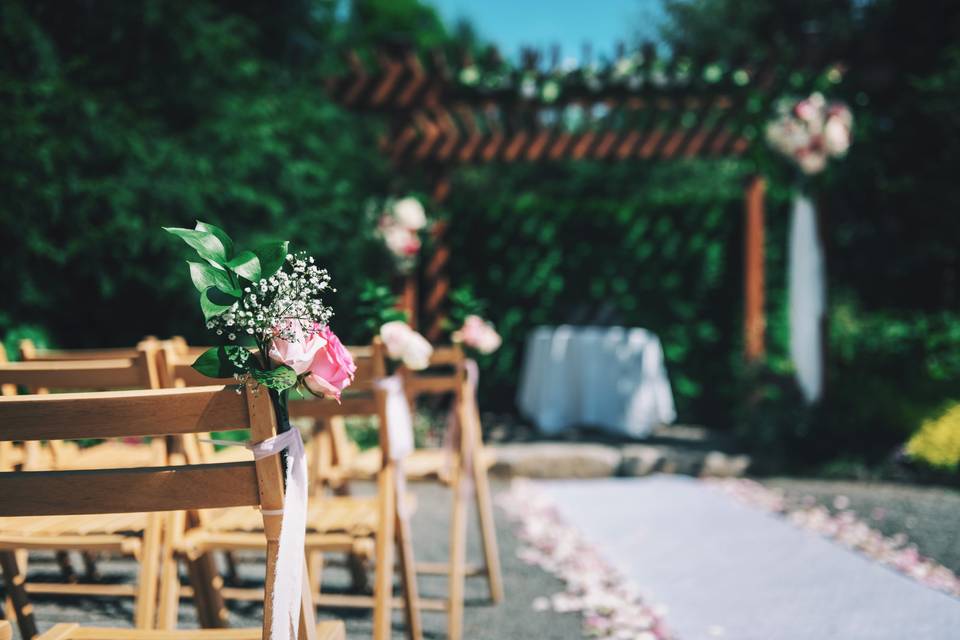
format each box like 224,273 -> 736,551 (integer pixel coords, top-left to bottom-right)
517,326 -> 676,438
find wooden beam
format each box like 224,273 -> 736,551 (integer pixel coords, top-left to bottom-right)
744,175 -> 766,361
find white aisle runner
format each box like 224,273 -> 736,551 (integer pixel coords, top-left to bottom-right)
539,476 -> 960,640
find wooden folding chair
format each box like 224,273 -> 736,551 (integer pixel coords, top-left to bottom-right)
159,341 -> 422,640
0,350 -> 173,629
0,385 -> 345,640
327,343 -> 503,640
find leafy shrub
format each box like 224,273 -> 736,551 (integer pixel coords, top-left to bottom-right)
905,404 -> 960,472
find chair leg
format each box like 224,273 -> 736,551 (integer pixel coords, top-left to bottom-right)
372,466 -> 396,640
199,552 -> 229,628
471,451 -> 504,603
298,557 -> 318,640
0,550 -> 37,640
81,552 -> 101,582
157,510 -> 185,630
447,471 -> 468,640
395,511 -> 423,640
185,551 -> 227,628
222,551 -> 240,585
54,551 -> 78,583
307,551 -> 325,593
133,512 -> 163,629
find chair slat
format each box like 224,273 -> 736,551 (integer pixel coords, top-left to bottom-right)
0,360 -> 149,390
0,386 -> 247,442
26,348 -> 143,362
169,364 -> 233,388
426,345 -> 464,366
0,462 -> 259,516
290,395 -> 378,420
406,376 -> 459,397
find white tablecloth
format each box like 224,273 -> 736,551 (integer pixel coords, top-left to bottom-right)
517,326 -> 676,438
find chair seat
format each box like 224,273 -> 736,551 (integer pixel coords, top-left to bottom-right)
179,495 -> 412,558
38,621 -> 346,639
200,496 -> 385,536
0,512 -> 146,553
348,446 -> 497,482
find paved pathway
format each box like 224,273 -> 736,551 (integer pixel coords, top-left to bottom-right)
539,475 -> 960,640
11,481 -> 581,640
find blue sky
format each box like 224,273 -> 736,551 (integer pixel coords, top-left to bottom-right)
424,0 -> 667,64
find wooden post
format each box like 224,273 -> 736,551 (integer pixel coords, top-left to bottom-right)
744,175 -> 766,361
424,173 -> 452,342
401,274 -> 418,330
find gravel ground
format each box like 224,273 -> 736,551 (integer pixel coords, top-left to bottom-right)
6,480 -> 582,639
761,477 -> 960,574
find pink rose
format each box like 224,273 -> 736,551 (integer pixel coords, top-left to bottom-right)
383,223 -> 421,258
268,319 -> 327,375
823,115 -> 850,156
305,326 -> 356,401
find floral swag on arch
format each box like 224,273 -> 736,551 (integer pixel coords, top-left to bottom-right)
766,93 -> 853,404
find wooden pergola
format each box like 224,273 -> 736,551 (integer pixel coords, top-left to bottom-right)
327,43 -> 799,360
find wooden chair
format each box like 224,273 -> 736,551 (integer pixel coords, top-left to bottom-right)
5,347 -> 164,471
160,341 -> 423,640
0,385 -> 345,640
326,343 -> 503,640
0,350 -> 172,632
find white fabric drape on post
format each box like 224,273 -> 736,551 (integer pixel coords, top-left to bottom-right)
788,192 -> 826,403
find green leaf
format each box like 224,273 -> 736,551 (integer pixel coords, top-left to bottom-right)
164,227 -> 229,266
200,287 -> 236,321
192,346 -> 252,378
226,250 -> 261,282
188,261 -> 237,294
194,221 -> 234,260
251,365 -> 297,391
255,241 -> 289,280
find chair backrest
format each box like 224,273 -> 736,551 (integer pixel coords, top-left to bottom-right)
0,348 -> 165,470
19,337 -> 158,362
0,351 -> 162,394
0,385 -> 300,636
400,342 -> 467,405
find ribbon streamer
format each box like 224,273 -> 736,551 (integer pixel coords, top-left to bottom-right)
375,374 -> 415,518
248,428 -> 307,640
205,428 -> 307,640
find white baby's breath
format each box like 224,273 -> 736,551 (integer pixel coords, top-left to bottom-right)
207,251 -> 334,343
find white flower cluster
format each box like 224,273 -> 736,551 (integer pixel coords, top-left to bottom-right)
207,252 -> 333,342
766,92 -> 853,175
379,320 -> 434,370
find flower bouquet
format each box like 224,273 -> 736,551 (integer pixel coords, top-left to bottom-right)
164,221 -> 355,418
766,92 -> 852,176
372,196 -> 429,274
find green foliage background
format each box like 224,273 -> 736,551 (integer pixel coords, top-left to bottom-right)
2,0 -> 960,469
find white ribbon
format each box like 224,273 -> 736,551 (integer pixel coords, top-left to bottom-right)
205,428 -> 306,640
788,192 -> 826,403
374,374 -> 415,518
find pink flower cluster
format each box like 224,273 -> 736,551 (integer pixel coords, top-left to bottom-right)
707,478 -> 960,598
766,92 -> 853,175
459,315 -> 502,355
499,480 -> 673,640
268,320 -> 356,401
377,197 -> 428,271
